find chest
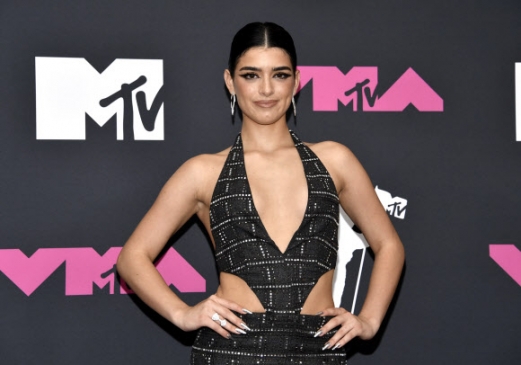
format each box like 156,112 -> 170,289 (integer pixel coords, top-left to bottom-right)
244,149 -> 308,223
209,132 -> 339,256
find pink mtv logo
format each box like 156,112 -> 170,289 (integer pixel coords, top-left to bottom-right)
297,66 -> 443,112
0,247 -> 206,296
489,244 -> 521,286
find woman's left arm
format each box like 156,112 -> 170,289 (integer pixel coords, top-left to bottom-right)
315,142 -> 405,350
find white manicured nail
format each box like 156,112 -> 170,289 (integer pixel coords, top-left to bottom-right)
242,308 -> 253,314
332,344 -> 340,350
235,328 -> 247,335
322,343 -> 330,351
240,323 -> 251,331
314,330 -> 322,337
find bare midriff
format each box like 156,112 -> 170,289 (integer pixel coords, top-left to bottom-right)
215,269 -> 335,315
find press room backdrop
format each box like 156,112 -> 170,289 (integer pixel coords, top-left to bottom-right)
1,1 -> 520,364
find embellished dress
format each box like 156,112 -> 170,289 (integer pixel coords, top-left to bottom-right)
191,131 -> 347,364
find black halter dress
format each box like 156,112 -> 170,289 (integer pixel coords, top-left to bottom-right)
191,131 -> 346,364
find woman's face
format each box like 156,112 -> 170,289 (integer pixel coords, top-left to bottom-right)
225,47 -> 300,126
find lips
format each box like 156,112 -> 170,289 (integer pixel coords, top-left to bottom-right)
254,100 -> 277,108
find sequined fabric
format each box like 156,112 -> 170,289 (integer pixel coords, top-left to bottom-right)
191,131 -> 344,364
191,313 -> 347,364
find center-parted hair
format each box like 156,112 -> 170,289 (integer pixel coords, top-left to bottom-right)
228,22 -> 297,76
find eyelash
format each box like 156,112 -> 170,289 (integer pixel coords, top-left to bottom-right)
239,72 -> 291,80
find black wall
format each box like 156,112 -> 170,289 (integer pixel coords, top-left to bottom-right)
1,1 -> 520,364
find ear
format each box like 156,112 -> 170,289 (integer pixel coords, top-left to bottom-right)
224,69 -> 235,95
293,68 -> 301,96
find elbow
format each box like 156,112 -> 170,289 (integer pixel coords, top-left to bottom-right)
391,237 -> 405,263
374,237 -> 405,266
395,238 -> 405,257
393,239 -> 406,271
398,242 -> 405,266
116,248 -> 128,279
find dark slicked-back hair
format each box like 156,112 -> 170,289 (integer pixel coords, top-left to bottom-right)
228,22 -> 297,76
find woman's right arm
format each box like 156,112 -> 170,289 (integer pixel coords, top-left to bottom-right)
116,156 -> 248,338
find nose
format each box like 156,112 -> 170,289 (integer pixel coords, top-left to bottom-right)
259,77 -> 274,96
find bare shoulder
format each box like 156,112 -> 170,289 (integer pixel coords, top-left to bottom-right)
305,140 -> 366,193
306,140 -> 359,168
179,146 -> 231,178
161,146 -> 232,204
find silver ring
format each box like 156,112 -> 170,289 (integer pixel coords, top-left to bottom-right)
211,313 -> 220,321
219,319 -> 227,327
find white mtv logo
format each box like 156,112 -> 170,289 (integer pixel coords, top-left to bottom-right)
35,57 -> 164,140
375,186 -> 407,219
333,207 -> 370,310
333,186 -> 407,310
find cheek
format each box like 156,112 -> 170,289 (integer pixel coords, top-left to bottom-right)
278,82 -> 296,95
235,82 -> 254,98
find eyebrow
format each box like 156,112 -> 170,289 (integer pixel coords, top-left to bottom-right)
238,66 -> 292,72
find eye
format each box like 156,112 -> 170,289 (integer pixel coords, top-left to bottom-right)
239,73 -> 258,80
274,72 -> 291,80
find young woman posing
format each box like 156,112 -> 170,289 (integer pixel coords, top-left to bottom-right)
117,22 -> 404,364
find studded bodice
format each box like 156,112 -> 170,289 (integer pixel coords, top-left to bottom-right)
209,131 -> 339,314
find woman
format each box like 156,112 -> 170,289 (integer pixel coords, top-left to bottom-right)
117,22 -> 404,364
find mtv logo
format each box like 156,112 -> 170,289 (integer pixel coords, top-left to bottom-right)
297,66 -> 443,112
375,186 -> 407,219
35,57 -> 164,140
489,244 -> 521,286
0,247 -> 205,296
333,207 -> 370,309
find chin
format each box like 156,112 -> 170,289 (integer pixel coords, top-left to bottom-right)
247,112 -> 286,125
255,117 -> 284,126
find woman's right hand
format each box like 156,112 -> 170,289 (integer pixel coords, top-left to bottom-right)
176,294 -> 251,339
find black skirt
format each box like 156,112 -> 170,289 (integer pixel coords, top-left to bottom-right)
191,312 -> 348,364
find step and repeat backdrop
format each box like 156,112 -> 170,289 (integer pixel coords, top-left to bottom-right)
1,1 -> 520,364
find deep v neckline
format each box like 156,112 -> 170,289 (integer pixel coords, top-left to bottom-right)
239,131 -> 311,255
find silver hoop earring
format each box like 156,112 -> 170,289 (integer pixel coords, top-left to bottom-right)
230,94 -> 236,116
292,96 -> 297,117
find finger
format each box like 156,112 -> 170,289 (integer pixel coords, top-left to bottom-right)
325,322 -> 355,349
330,328 -> 359,350
314,312 -> 351,337
219,307 -> 250,330
209,296 -> 251,330
319,307 -> 347,317
328,316 -> 367,350
315,316 -> 342,337
208,310 -> 248,336
208,319 -> 234,339
212,295 -> 252,315
218,315 -> 249,335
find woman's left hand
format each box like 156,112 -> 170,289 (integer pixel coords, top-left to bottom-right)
315,307 -> 379,350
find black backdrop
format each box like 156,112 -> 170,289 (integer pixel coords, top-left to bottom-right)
1,1 -> 520,364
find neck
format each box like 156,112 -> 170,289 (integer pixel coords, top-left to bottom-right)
240,121 -> 293,153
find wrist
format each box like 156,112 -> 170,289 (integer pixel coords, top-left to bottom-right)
169,303 -> 191,328
357,313 -> 381,339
